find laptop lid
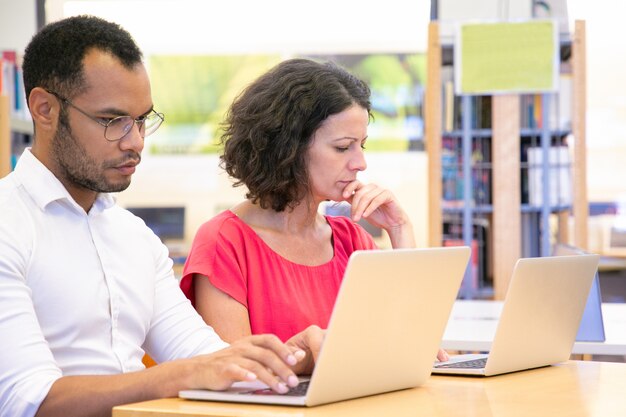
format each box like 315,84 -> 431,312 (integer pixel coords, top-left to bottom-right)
552,244 -> 606,342
180,246 -> 470,406
433,254 -> 600,376
484,254 -> 600,375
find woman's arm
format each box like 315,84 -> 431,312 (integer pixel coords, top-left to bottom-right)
193,273 -> 252,343
342,181 -> 416,248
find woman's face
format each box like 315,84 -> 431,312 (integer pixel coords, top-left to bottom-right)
306,104 -> 369,204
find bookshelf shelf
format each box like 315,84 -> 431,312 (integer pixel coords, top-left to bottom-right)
0,110 -> 32,178
10,117 -> 33,135
441,205 -> 574,215
426,20 -> 588,300
443,129 -> 492,138
519,128 -> 570,137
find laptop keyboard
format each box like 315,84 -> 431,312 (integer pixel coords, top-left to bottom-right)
239,380 -> 310,396
434,357 -> 488,369
283,380 -> 310,396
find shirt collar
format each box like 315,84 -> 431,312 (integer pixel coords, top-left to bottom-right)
13,148 -> 116,213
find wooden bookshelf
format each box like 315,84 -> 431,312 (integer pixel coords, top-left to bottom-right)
0,95 -> 10,178
426,22 -> 442,249
426,21 -> 589,300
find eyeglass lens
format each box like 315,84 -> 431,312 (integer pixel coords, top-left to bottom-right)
105,112 -> 163,141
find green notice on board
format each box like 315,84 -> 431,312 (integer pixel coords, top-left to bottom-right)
458,20 -> 558,95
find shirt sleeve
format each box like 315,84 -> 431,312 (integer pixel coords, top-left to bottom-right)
142,233 -> 229,362
0,205 -> 62,417
181,214 -> 250,308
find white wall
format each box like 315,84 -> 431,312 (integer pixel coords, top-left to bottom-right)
0,0 -> 37,51
567,0 -> 626,203
54,0 -> 431,54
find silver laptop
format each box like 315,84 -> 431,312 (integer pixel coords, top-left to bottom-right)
433,254 -> 600,376
180,246 -> 471,406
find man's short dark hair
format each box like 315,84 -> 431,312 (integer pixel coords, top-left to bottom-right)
220,58 -> 372,212
22,15 -> 143,102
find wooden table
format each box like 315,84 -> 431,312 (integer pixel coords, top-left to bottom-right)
113,361 -> 626,417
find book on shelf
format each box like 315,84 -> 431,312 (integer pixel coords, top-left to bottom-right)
441,136 -> 492,206
1,51 -> 17,112
520,74 -> 572,131
526,146 -> 572,207
441,147 -> 459,203
2,49 -> 33,174
520,135 -> 568,204
441,65 -> 454,132
1,50 -> 30,121
444,79 -> 454,132
440,91 -> 492,131
442,217 -> 491,292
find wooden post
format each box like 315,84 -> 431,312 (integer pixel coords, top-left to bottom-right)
426,22 -> 442,247
0,96 -> 11,178
492,95 -> 521,300
557,211 -> 569,243
572,20 -> 588,250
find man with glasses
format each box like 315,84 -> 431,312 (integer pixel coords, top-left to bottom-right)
0,15 -> 322,417
45,89 -> 165,142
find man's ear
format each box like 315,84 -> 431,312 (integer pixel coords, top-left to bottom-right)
28,87 -> 59,133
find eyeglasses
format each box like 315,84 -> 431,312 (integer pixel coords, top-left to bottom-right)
47,90 -> 164,141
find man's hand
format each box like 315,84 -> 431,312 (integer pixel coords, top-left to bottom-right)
187,334 -> 303,393
35,332 -> 320,417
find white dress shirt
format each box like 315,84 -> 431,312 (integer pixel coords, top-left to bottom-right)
0,149 -> 228,417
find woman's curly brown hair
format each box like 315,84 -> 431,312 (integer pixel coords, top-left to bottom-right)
220,58 -> 372,212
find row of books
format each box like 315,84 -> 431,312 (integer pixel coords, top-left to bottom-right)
441,66 -> 492,131
525,146 -> 573,207
442,218 -> 491,297
442,136 -> 492,205
1,50 -> 30,121
442,136 -> 572,207
520,75 -> 572,131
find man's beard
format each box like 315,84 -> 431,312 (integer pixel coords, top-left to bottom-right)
51,117 -> 140,193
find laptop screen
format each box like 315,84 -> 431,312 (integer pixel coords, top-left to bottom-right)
575,272 -> 606,342
126,206 -> 185,241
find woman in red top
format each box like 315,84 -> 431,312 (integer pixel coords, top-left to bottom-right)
181,59 -> 444,358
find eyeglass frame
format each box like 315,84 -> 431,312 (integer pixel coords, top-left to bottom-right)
45,89 -> 164,142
